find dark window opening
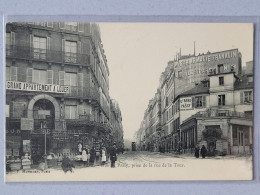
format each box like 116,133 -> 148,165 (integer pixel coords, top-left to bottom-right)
219,76 -> 224,86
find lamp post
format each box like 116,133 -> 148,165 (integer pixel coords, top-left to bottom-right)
41,121 -> 48,170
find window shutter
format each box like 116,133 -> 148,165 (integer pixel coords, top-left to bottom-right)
11,67 -> 17,81
192,97 -> 195,108
77,73 -> 83,97
11,32 -> 15,45
47,37 -> 51,50
30,34 -> 33,48
59,71 -> 65,85
78,23 -> 84,32
27,68 -> 33,82
77,41 -> 82,54
47,22 -> 53,28
202,96 -> 206,107
59,22 -> 65,29
61,39 -> 65,51
240,91 -> 244,104
78,105 -> 83,116
30,34 -> 33,58
6,67 -> 10,81
47,70 -> 53,84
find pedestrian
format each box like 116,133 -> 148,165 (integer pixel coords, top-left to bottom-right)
82,148 -> 88,167
61,155 -> 75,173
101,147 -> 106,165
200,145 -> 207,158
194,145 -> 200,158
110,143 -> 117,168
89,146 -> 96,166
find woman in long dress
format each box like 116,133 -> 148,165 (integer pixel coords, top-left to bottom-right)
82,148 -> 88,167
101,147 -> 106,165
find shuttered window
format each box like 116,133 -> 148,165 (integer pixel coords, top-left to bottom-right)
7,66 -> 18,81
65,105 -> 77,119
33,69 -> 47,84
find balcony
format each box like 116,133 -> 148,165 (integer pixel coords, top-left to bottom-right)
63,86 -> 100,103
6,45 -> 90,65
194,109 -> 252,119
66,118 -> 112,133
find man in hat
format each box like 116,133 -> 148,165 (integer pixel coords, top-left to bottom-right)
110,143 -> 117,168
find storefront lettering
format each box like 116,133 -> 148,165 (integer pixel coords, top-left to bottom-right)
6,81 -> 70,94
175,50 -> 238,68
180,97 -> 192,110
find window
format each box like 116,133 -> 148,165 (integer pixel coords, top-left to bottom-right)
65,41 -> 77,63
65,105 -> 77,119
178,70 -> 182,78
248,76 -> 253,83
65,72 -> 77,86
219,76 -> 224,86
218,64 -> 224,73
6,66 -> 17,81
47,22 -> 53,28
65,72 -> 77,95
193,96 -> 206,108
33,36 -> 47,59
244,91 -> 253,103
195,96 -> 202,108
218,95 -> 225,106
33,69 -> 47,84
65,22 -> 78,31
166,97 -> 168,107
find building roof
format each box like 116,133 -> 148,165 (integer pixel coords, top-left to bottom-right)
234,75 -> 254,90
179,82 -> 209,97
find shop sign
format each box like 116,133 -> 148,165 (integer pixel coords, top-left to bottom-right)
21,118 -> 34,130
31,129 -> 51,134
180,97 -> 192,110
6,81 -> 70,94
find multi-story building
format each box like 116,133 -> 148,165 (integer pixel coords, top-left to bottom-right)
180,70 -> 253,155
137,48 -> 253,156
5,22 -> 123,165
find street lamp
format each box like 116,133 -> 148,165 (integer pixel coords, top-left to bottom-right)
41,121 -> 48,170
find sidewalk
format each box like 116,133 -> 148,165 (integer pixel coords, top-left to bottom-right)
149,151 -> 252,160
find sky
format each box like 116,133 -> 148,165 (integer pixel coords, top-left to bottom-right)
99,23 -> 254,141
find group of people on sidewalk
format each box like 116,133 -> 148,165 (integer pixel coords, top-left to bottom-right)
61,143 -> 118,173
195,145 -> 207,158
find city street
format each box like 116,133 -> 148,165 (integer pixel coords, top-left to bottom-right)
6,151 -> 252,182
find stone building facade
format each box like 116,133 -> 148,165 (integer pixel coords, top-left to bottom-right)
5,22 -> 123,164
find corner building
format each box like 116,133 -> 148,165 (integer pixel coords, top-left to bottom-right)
5,22 -> 123,164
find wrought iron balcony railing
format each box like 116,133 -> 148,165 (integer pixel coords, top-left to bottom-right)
63,86 -> 100,103
6,45 -> 90,65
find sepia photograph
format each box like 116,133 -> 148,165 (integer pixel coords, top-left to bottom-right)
5,22 -> 254,182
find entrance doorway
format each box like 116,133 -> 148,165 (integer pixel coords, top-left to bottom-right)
31,99 -> 55,164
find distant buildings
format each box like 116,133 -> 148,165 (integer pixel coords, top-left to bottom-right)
136,49 -> 253,156
5,22 -> 124,165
